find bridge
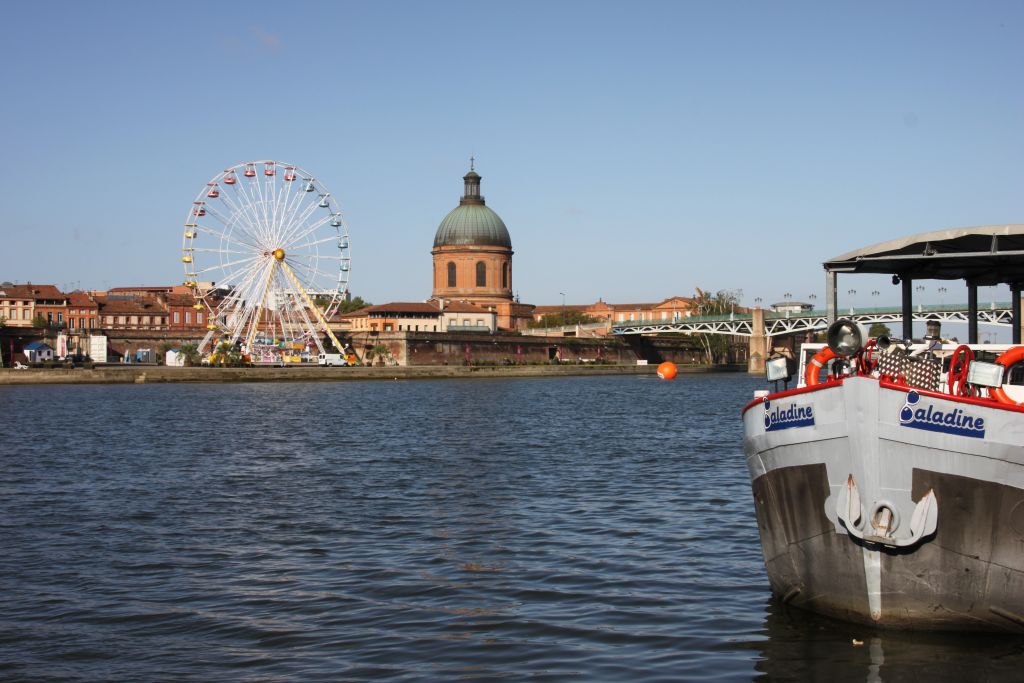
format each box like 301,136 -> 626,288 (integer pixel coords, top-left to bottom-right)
611,225 -> 1024,373
611,302 -> 1016,338
612,301 -> 1017,373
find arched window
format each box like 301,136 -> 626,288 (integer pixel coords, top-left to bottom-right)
447,262 -> 456,287
502,262 -> 509,289
476,261 -> 486,287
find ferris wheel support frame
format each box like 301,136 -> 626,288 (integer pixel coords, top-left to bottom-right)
280,260 -> 346,354
244,260 -> 280,353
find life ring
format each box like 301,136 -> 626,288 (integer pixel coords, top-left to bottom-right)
805,347 -> 837,386
990,346 -> 1024,405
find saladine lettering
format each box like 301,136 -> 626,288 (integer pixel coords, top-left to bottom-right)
899,391 -> 985,438
764,401 -> 815,431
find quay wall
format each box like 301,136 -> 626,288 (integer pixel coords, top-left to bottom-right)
2,329 -> 731,367
349,331 -> 736,367
0,363 -> 743,386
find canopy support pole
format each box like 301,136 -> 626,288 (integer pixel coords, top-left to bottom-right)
967,281 -> 978,344
902,276 -> 913,340
1013,283 -> 1022,345
826,270 -> 837,324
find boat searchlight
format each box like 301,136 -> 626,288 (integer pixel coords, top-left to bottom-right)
967,361 -> 1005,388
826,318 -> 869,357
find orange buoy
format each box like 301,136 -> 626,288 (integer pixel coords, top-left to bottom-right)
657,361 -> 678,380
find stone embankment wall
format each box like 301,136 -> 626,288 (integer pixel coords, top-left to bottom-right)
0,363 -> 714,385
349,331 -> 712,367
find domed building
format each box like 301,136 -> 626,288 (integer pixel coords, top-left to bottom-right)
431,162 -> 534,330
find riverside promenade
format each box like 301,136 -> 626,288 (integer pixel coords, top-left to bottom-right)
0,363 -> 742,386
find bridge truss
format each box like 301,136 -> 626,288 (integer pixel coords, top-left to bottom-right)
611,303 -> 1015,338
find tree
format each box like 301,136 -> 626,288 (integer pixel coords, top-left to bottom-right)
365,344 -> 391,366
691,288 -> 742,364
31,314 -> 48,328
528,311 -> 598,328
212,341 -> 244,367
180,343 -> 201,367
336,295 -> 372,314
0,316 -> 6,329
868,322 -> 892,338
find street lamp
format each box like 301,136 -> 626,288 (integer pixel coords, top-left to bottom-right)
559,292 -> 566,326
848,289 -> 857,314
938,286 -> 947,305
754,297 -> 763,308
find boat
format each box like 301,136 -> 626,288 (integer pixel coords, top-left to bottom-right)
742,225 -> 1024,631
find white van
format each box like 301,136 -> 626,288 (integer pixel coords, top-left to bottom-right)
318,353 -> 347,366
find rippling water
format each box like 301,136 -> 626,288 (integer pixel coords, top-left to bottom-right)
3,374 -> 1024,681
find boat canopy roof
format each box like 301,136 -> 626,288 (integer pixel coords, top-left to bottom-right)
824,224 -> 1024,285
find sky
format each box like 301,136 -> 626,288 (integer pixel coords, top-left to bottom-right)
1,1 -> 1021,312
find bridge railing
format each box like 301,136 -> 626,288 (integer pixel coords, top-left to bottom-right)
611,301 -> 1014,330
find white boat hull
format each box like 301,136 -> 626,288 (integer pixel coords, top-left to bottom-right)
743,376 -> 1024,631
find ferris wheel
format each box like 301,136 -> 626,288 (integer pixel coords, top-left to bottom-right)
181,160 -> 351,360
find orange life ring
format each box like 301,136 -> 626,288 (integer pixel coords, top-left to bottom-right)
805,347 -> 837,386
989,346 -> 1024,405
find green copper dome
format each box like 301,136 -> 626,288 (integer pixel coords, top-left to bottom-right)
434,204 -> 511,248
433,165 -> 512,248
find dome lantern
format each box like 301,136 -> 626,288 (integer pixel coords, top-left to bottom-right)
461,155 -> 483,206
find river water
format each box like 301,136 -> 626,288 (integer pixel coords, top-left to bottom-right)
2,374 -> 1023,681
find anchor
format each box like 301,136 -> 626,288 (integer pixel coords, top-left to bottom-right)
835,474 -> 938,548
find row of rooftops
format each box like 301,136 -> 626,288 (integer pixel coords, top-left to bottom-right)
344,299 -> 496,318
0,283 -> 203,316
530,296 -> 696,319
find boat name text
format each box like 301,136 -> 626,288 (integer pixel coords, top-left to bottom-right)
764,401 -> 815,431
899,390 -> 985,438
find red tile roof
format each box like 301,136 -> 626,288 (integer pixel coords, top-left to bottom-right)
67,291 -> 98,307
95,295 -> 168,315
440,300 -> 491,313
108,286 -> 178,294
356,300 -> 493,316
0,284 -> 64,300
164,293 -> 199,306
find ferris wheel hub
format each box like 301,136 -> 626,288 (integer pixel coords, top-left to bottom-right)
273,248 -> 286,261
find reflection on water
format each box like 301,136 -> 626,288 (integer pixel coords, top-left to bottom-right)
747,598 -> 1024,682
1,376 -> 1023,681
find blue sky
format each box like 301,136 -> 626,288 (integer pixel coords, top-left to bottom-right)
1,1 -> 1021,312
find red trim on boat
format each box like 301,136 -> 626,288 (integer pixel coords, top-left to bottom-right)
741,379 -> 844,415
743,375 -> 1024,417
878,379 -> 1024,414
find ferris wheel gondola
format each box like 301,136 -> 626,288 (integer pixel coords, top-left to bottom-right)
181,159 -> 351,362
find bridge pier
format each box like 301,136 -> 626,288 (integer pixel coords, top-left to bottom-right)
748,307 -> 767,374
